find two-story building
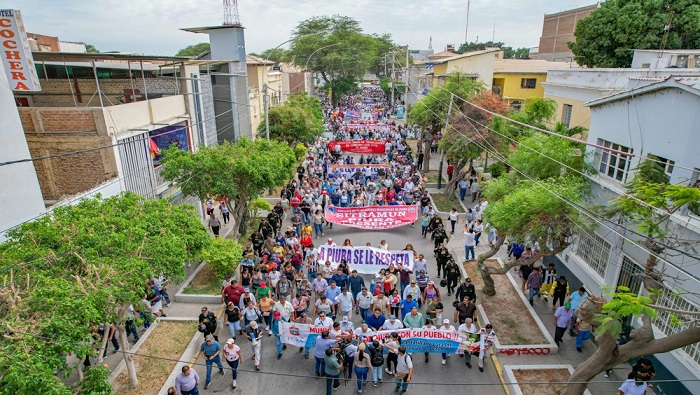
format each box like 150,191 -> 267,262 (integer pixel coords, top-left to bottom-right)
562,76 -> 700,394
425,48 -> 501,89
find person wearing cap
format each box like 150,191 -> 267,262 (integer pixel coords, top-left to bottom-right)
382,315 -> 405,331
242,320 -> 264,370
339,315 -> 355,335
198,307 -> 219,342
434,244 -> 452,279
393,346 -> 413,394
444,259 -> 461,296
270,311 -> 284,359
455,277 -> 477,305
554,302 -> 575,346
325,238 -> 337,247
438,319 -> 456,365
200,334 -> 224,389
222,338 -> 242,389
551,276 -> 570,310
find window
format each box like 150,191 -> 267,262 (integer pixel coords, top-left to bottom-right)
570,230 -> 611,278
597,139 -> 634,182
562,104 -> 573,129
641,63 -> 651,68
511,101 -> 522,110
648,154 -> 675,176
652,286 -> 700,366
520,78 -> 537,89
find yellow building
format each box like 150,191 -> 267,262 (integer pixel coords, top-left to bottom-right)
428,48 -> 501,89
246,55 -> 283,138
491,59 -> 571,109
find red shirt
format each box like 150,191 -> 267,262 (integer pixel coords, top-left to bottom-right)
222,284 -> 244,305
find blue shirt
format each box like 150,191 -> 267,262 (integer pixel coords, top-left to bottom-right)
324,285 -> 341,302
313,337 -> 337,358
200,340 -> 222,357
569,291 -> 588,310
348,275 -> 365,293
400,299 -> 418,319
332,273 -> 349,289
365,313 -> 386,331
151,284 -> 161,303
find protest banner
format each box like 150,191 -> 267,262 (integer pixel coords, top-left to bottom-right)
344,124 -> 392,130
317,245 -> 414,273
279,322 -> 473,354
328,164 -> 391,179
327,140 -> 387,154
324,205 -> 418,230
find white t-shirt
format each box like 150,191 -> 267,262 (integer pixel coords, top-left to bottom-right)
223,344 -> 240,362
464,232 -> 476,247
440,324 -> 456,333
458,323 -> 478,334
618,379 -> 649,395
382,319 -> 404,330
314,316 -> 333,328
356,293 -> 374,309
449,212 -> 459,221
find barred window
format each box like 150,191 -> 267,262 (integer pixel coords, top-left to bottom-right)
652,287 -> 700,366
571,230 -> 611,278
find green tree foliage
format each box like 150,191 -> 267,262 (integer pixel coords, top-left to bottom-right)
294,144 -> 308,160
176,42 -> 211,57
286,92 -> 325,137
570,0 -> 700,67
85,44 -> 99,53
287,15 -> 377,104
252,48 -> 289,63
508,134 -> 587,180
456,41 -> 503,53
160,139 -> 295,237
200,238 -> 242,278
409,74 -> 484,171
0,193 -> 210,394
258,105 -> 318,146
248,197 -> 272,218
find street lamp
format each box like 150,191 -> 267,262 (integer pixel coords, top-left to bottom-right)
262,31 -> 328,140
286,42 -> 343,94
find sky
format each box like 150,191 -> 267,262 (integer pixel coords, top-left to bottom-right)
4,0 -> 597,55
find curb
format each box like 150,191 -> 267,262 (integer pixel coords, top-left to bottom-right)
491,352 -> 512,395
502,364 -> 593,395
106,317 -> 165,384
174,262 -> 221,304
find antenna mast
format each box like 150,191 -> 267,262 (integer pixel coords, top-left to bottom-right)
464,0 -> 471,43
223,0 -> 241,26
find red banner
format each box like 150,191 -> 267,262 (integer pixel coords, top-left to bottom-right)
324,205 -> 418,229
327,140 -> 387,154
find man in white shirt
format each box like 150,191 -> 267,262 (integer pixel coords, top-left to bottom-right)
439,319 -> 457,365
382,315 -> 404,331
464,227 -> 476,261
353,323 -> 375,341
272,295 -> 293,322
403,180 -> 415,193
314,311 -> 333,328
339,316 -> 355,337
413,254 -> 428,275
336,288 -> 354,319
355,288 -> 374,322
403,280 -> 421,304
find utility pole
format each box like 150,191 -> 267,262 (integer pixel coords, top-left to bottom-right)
391,50 -> 396,108
404,45 -> 410,115
437,95 -> 454,189
263,83 -> 270,140
383,54 -> 387,77
464,0 -> 471,44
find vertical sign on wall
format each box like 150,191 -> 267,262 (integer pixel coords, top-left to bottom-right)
0,9 -> 41,92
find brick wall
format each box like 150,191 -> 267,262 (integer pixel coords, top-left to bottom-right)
26,32 -> 60,52
19,108 -> 118,200
23,78 -> 179,107
537,5 -> 597,55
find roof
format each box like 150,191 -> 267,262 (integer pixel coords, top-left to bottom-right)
493,59 -> 573,74
246,54 -> 274,65
586,76 -> 700,107
634,49 -> 700,55
31,52 -> 190,62
427,50 -> 457,59
433,48 -> 501,65
544,3 -> 598,17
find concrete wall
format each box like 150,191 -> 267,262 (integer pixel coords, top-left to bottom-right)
445,53 -> 496,89
493,73 -> 547,104
0,62 -> 46,239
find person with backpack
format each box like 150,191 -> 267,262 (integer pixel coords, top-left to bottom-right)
369,340 -> 385,387
393,346 -> 413,394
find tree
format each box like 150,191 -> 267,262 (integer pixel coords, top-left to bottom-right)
252,48 -> 289,63
439,91 -> 508,194
258,105 -> 319,146
569,0 -> 700,67
562,289 -> 700,395
456,41 -> 503,53
160,139 -> 295,237
176,42 -> 211,57
287,15 -> 378,105
287,92 -> 325,135
201,238 -> 242,278
477,177 -> 585,295
85,44 -> 99,53
0,193 -> 210,393
409,74 -> 484,172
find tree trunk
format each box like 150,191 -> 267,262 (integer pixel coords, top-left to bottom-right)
478,238 -> 568,297
231,195 -> 248,239
115,323 -> 139,388
444,160 -> 467,195
562,300 -> 700,395
422,128 -> 432,172
97,322 -> 110,364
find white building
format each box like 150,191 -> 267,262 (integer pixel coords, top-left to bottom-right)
562,76 -> 700,393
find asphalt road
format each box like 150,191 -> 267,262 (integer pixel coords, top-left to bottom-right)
190,216 -> 505,394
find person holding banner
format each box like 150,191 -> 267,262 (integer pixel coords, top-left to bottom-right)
467,323 -> 496,372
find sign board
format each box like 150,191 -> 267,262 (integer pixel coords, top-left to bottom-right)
0,10 -> 41,91
317,244 -> 415,274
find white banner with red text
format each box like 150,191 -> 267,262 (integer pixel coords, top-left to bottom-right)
324,205 -> 418,230
279,322 -> 477,354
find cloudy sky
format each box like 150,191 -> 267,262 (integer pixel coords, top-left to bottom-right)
5,0 -> 596,55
